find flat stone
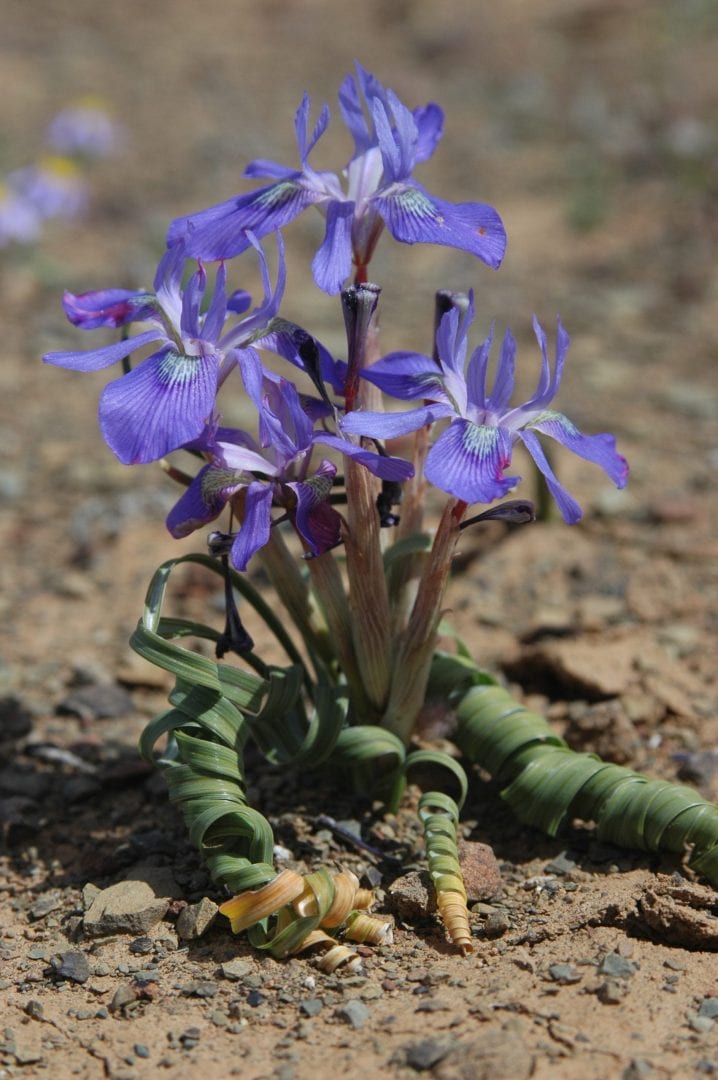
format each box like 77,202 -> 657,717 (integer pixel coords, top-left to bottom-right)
176,897 -> 219,940
83,880 -> 169,937
122,863 -> 178,898
51,951 -> 90,984
336,999 -> 370,1029
599,952 -> 637,979
56,682 -> 134,721
406,1038 -> 452,1071
220,959 -> 252,981
548,963 -> 582,985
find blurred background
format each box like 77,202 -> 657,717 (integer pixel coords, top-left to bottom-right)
1,0 -> 716,684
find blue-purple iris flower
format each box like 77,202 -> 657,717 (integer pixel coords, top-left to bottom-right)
43,234 -> 285,465
167,353 -> 413,569
340,298 -> 628,524
168,64 -> 506,295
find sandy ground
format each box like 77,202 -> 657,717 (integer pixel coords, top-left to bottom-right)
1,1 -> 718,1077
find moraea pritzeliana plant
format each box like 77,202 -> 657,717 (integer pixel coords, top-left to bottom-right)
44,65 -> 718,965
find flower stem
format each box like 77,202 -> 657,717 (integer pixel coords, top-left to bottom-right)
382,500 -> 463,743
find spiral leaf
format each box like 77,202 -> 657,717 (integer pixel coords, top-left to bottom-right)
455,681 -> 718,887
418,791 -> 473,954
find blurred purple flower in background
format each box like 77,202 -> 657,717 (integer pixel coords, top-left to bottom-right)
45,99 -> 121,159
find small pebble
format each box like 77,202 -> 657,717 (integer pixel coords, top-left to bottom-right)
599,952 -> 637,979
405,1038 -> 451,1071
134,1045 -> 150,1059
299,999 -> 322,1017
336,999 -> 370,1029
51,951 -> 90,984
129,937 -> 154,955
699,999 -> 718,1019
548,963 -> 582,985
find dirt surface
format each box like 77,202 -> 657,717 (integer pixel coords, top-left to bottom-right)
2,1 -> 718,1078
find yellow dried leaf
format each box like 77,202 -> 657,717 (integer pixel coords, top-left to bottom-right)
219,869 -> 305,934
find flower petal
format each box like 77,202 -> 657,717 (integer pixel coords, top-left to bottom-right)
528,412 -> 629,489
360,351 -> 448,401
465,325 -> 495,409
517,428 -> 583,524
166,464 -> 244,538
315,432 -> 414,481
168,181 -> 315,261
311,200 -> 354,294
61,288 -> 156,329
231,482 -> 274,570
288,460 -> 340,555
42,327 -> 165,371
413,103 -> 444,163
374,181 -> 506,269
340,402 -> 451,439
486,327 -> 516,413
99,347 -> 218,464
424,419 -> 518,504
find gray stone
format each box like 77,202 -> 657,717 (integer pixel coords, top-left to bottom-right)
56,682 -> 134,721
51,951 -> 90,984
548,963 -> 582,985
176,896 -> 219,940
699,998 -> 718,1019
336,999 -> 370,1029
83,880 -> 169,936
299,998 -> 322,1017
599,952 -> 637,979
220,959 -> 253,981
406,1038 -> 452,1071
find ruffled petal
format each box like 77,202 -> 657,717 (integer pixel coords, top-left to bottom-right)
98,347 -> 218,464
42,327 -> 165,371
517,428 -> 583,524
311,200 -> 355,294
527,412 -> 629,489
340,402 -> 452,439
373,181 -> 506,269
61,288 -> 156,329
424,419 -> 519,504
231,482 -> 274,570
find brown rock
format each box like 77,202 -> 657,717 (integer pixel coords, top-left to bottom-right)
83,880 -> 169,937
457,840 -> 502,902
176,897 -> 219,940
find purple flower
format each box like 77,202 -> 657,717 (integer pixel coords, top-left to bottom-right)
0,183 -> 43,247
167,356 -> 413,569
340,298 -> 628,523
168,64 -> 506,294
43,233 -> 285,465
46,101 -> 120,159
8,157 -> 88,221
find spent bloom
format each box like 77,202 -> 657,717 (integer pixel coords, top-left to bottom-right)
167,354 -> 413,569
169,64 -> 506,294
43,233 -> 286,465
341,296 -> 628,523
